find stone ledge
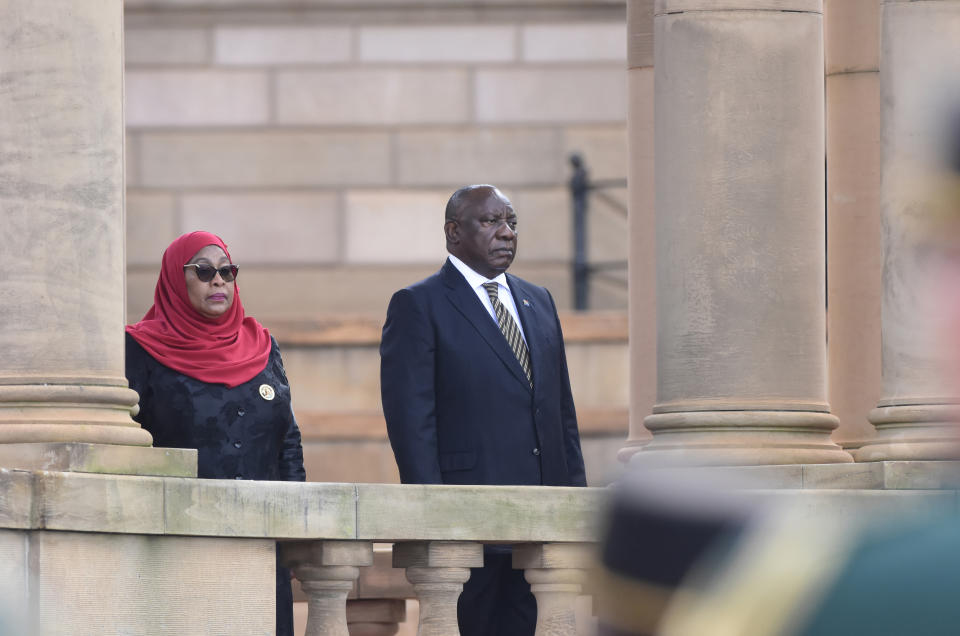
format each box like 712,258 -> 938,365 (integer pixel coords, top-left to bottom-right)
0,469 -> 607,541
0,469 -> 358,538
163,479 -> 357,538
2,467 -> 958,540
0,469 -> 35,529
0,442 -> 197,477
356,484 -> 606,543
665,461 -> 960,490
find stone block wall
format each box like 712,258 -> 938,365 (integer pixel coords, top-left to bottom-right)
123,1 -> 631,321
121,0 -> 635,485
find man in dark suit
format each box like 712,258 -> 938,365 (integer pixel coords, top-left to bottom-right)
380,184 -> 587,636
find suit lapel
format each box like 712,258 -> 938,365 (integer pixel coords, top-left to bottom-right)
507,274 -> 545,397
441,260 -> 532,393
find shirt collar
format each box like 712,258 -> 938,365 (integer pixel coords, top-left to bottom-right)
448,254 -> 509,291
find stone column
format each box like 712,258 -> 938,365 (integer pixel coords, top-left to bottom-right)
824,0 -> 883,451
855,0 -> 960,461
622,0 -> 657,461
393,541 -> 483,636
282,540 -> 375,636
513,543 -> 593,636
0,4 -> 140,444
0,1 -> 194,474
636,0 -> 852,465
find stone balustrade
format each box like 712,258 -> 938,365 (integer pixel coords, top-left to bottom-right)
277,483 -> 603,636
0,468 -> 604,636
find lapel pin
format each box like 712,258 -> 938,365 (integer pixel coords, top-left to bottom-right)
522,299 -> 531,307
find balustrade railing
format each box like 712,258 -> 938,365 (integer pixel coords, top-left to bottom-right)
286,539 -> 595,636
0,469 -> 604,636
280,483 -> 604,636
3,464 -> 957,635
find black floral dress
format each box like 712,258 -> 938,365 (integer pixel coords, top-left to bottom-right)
125,332 -> 306,636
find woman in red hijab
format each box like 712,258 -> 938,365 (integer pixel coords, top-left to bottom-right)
126,231 -> 304,636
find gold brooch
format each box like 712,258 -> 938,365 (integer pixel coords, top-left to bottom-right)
259,384 -> 275,401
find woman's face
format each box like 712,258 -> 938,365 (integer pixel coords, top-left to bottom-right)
184,245 -> 235,319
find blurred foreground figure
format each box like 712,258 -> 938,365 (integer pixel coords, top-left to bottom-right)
598,469 -> 960,636
598,118 -> 960,636
595,469 -> 754,635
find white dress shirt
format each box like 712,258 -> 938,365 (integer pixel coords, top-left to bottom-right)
448,254 -> 528,345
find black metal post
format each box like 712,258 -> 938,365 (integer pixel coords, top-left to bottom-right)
570,153 -> 589,311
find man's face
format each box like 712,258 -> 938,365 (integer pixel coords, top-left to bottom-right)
448,191 -> 519,279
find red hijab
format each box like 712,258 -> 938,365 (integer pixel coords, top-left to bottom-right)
126,231 -> 272,388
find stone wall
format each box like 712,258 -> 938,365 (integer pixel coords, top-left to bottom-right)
121,0 -> 636,485
0,528 -> 275,636
123,0 -> 631,321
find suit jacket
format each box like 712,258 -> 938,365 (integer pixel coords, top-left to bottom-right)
380,258 -> 587,487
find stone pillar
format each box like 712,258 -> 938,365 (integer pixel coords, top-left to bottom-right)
393,541 -> 483,636
636,0 -> 852,465
282,540 -> 374,636
855,0 -> 960,461
824,0 -> 883,451
513,543 -> 593,636
622,0 -> 657,461
0,0 -> 193,473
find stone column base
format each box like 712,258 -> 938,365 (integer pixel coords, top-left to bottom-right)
0,382 -> 153,446
0,443 -> 197,477
855,405 -> 960,462
636,411 -> 853,466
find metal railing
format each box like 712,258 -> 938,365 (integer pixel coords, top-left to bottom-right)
569,153 -> 628,311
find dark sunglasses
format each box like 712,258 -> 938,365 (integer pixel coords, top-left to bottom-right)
183,263 -> 239,283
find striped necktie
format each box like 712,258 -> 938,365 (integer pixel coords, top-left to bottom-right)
482,282 -> 533,387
